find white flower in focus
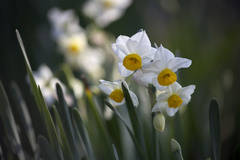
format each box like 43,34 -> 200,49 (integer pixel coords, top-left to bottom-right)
48,7 -> 82,38
112,30 -> 156,77
98,79 -> 138,107
140,45 -> 192,91
152,82 -> 195,117
83,0 -> 132,27
30,64 -> 72,106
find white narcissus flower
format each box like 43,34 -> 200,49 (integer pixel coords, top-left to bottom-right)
112,30 -> 156,77
140,44 -> 192,91
83,0 -> 132,27
98,79 -> 139,107
152,82 -> 195,117
29,64 -> 72,107
48,7 -> 83,39
58,33 -> 88,63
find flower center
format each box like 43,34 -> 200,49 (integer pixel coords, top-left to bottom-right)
157,68 -> 177,86
109,89 -> 124,103
68,42 -> 79,54
103,0 -> 114,8
123,54 -> 142,71
168,95 -> 183,108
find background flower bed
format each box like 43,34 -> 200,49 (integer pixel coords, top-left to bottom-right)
1,0 -> 240,159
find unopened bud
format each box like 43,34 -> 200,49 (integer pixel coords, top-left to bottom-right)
153,113 -> 165,132
171,138 -> 184,160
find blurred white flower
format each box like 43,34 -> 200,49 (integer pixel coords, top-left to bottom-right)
152,82 -> 195,117
140,44 -> 192,91
112,30 -> 156,77
98,79 -> 138,107
28,64 -> 72,107
58,33 -> 88,62
58,32 -> 105,80
78,47 -> 105,80
69,78 -> 84,99
83,0 -> 132,27
48,7 -> 82,38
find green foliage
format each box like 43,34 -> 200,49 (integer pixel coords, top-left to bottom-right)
209,99 -> 221,160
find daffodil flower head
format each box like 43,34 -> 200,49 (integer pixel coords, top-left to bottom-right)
152,82 -> 195,117
112,30 -> 157,77
140,44 -> 192,91
98,79 -> 139,107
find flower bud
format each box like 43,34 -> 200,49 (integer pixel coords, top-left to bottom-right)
153,113 -> 165,132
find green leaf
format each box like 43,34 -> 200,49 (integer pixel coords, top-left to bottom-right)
38,87 -> 64,160
72,108 -> 93,160
16,29 -> 45,124
171,138 -> 184,160
52,105 -> 73,160
10,82 -> 39,158
38,135 -> 57,160
104,100 -> 147,160
112,144 -> 119,160
84,85 -> 115,160
121,83 -> 147,155
56,83 -> 81,160
0,81 -> 25,160
209,98 -> 221,160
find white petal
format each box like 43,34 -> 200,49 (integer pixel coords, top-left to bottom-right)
131,30 -> 151,47
152,101 -> 168,112
141,60 -> 163,73
169,82 -> 182,94
177,85 -> 195,96
111,98 -> 125,106
140,72 -> 158,84
166,107 -> 179,117
168,57 -> 192,72
118,62 -> 134,77
154,45 -> 174,66
98,83 -> 114,95
141,47 -> 156,64
156,92 -> 169,102
137,45 -> 150,56
152,77 -> 166,91
116,35 -> 129,45
115,44 -> 130,56
112,44 -> 126,60
129,91 -> 139,107
126,39 -> 138,53
38,64 -> 53,80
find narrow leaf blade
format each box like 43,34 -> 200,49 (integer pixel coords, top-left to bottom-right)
52,105 -> 73,160
38,135 -> 57,160
209,98 -> 221,160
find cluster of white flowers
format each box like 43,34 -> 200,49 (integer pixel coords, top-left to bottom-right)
99,30 -> 195,117
47,8 -> 105,79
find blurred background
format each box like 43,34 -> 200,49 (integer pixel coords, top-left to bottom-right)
1,0 -> 240,159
